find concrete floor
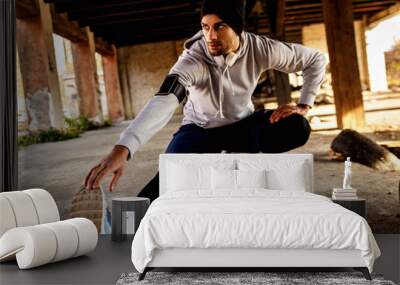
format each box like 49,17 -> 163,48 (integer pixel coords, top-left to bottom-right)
18,112 -> 400,233
0,235 -> 398,285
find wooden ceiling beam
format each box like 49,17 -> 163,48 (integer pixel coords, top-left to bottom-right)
284,4 -> 393,23
109,29 -> 199,47
285,2 -> 321,10
16,0 -> 39,18
73,5 -> 199,25
354,6 -> 394,13
68,0 -> 200,20
68,1 -> 200,22
49,5 -> 113,55
367,3 -> 400,27
98,25 -> 200,40
286,8 -> 321,15
16,0 -> 114,53
93,23 -> 201,39
285,0 -> 396,10
81,11 -> 199,28
24,0 -> 400,47
91,16 -> 199,35
285,17 -> 323,25
51,0 -> 146,13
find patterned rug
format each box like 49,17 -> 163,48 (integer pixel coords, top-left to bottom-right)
116,271 -> 396,285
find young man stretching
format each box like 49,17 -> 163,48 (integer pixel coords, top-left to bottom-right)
84,0 -> 327,201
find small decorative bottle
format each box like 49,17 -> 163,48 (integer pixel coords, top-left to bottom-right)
342,157 -> 352,189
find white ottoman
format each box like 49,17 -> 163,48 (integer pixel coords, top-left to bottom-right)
0,189 -> 98,269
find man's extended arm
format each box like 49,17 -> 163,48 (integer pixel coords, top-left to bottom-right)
84,52 -> 203,191
115,53 -> 204,158
115,91 -> 181,159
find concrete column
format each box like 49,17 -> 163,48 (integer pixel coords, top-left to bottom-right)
16,50 -> 29,134
102,45 -> 125,122
16,0 -> 65,132
88,29 -> 104,122
323,0 -> 366,129
173,40 -> 184,115
117,48 -> 133,119
71,28 -> 102,123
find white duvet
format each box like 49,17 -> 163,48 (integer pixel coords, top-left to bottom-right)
131,190 -> 380,273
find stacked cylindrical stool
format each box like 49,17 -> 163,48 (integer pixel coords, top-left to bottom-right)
0,189 -> 98,269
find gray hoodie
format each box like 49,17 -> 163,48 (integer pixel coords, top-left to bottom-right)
116,31 -> 327,156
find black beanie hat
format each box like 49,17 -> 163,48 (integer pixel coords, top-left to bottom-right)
201,0 -> 245,36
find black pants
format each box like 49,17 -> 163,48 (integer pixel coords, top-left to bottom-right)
137,109 -> 311,201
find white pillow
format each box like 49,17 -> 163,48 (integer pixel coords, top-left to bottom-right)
167,162 -> 211,191
211,169 -> 268,191
267,166 -> 306,191
167,160 -> 236,192
238,159 -> 308,191
236,169 -> 267,189
211,168 -> 236,190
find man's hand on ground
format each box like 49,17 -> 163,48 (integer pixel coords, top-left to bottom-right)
269,103 -> 310,124
84,145 -> 130,192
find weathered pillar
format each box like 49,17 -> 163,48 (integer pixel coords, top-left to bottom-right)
173,40 -> 184,115
117,48 -> 133,119
71,28 -> 102,123
354,17 -> 370,91
16,51 -> 29,133
322,0 -> 365,129
273,71 -> 291,105
16,0 -> 65,131
102,45 -> 125,122
267,0 -> 291,105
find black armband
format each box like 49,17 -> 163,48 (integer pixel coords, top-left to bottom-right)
156,74 -> 187,103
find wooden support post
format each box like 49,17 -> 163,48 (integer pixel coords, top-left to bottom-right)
71,28 -> 102,122
266,0 -> 292,105
274,71 -> 291,105
275,0 -> 285,40
322,0 -> 366,129
354,17 -> 370,90
102,45 -> 125,122
16,0 -> 64,131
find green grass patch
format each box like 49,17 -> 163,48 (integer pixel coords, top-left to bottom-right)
18,116 -> 112,148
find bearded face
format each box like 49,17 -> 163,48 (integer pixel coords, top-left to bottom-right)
201,14 -> 240,56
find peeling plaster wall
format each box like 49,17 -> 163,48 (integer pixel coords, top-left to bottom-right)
25,87 -> 52,132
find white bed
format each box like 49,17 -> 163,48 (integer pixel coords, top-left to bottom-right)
131,154 -> 381,280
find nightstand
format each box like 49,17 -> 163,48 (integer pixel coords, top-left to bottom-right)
332,198 -> 366,218
111,197 -> 150,242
